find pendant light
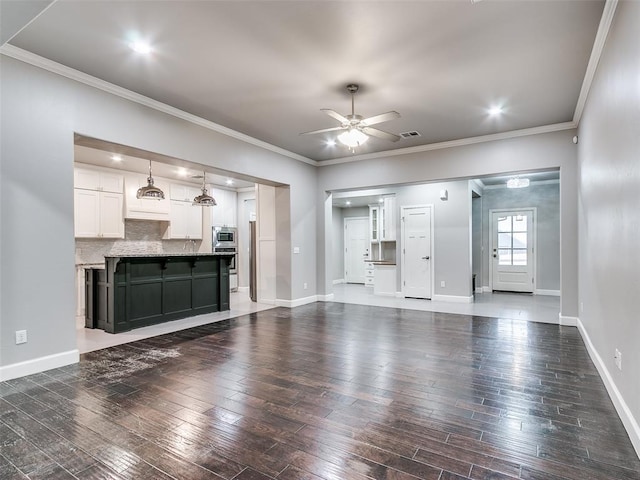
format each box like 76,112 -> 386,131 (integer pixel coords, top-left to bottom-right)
136,160 -> 165,199
192,171 -> 217,206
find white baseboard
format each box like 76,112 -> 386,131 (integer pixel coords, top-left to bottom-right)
482,286 -> 492,293
275,295 -> 317,308
317,293 -> 334,302
333,279 -> 345,285
432,294 -> 474,304
536,289 -> 561,296
0,349 -> 79,382
475,287 -> 484,294
395,291 -> 404,298
257,298 -> 276,305
577,318 -> 640,458
558,314 -> 578,327
236,286 -> 249,293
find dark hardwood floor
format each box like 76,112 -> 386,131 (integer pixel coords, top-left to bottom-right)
1,303 -> 639,479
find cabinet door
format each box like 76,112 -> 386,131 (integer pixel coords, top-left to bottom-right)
167,200 -> 188,238
211,187 -> 225,226
74,169 -> 101,191
99,172 -> 124,193
170,183 -> 201,202
227,190 -> 237,227
125,173 -> 170,219
74,189 -> 100,237
369,206 -> 379,243
383,196 -> 396,241
100,192 -> 124,238
187,204 -> 203,239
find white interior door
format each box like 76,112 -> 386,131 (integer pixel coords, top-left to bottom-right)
491,210 -> 535,292
402,206 -> 432,299
344,217 -> 368,283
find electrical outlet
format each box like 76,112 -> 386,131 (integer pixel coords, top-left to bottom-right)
15,330 -> 27,345
303,283 -> 308,290
440,280 -> 445,288
614,349 -> 622,370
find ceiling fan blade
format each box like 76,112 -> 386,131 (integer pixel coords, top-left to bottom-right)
321,109 -> 349,124
299,126 -> 346,136
360,111 -> 400,127
362,127 -> 401,142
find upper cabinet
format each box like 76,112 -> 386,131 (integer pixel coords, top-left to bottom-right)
74,166 -> 124,238
123,173 -> 170,220
211,187 -> 237,227
163,182 -> 204,240
369,196 -> 396,245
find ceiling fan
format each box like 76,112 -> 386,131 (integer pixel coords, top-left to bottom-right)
301,84 -> 401,149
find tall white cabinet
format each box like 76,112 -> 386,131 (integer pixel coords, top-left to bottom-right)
163,183 -> 203,239
211,187 -> 237,227
74,167 -> 124,238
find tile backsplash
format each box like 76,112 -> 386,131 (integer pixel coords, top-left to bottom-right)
75,220 -> 206,264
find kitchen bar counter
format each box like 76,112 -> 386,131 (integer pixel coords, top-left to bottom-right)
88,254 -> 233,333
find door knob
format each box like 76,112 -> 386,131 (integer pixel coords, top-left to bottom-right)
422,256 -> 430,260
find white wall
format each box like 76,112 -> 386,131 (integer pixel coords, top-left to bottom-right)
0,56 -> 317,377
577,0 -> 640,453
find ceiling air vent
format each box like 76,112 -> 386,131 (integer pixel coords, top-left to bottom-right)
400,131 -> 421,139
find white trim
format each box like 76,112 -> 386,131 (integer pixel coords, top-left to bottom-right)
235,187 -> 256,194
317,293 -> 334,302
475,287 -> 484,294
558,314 -> 578,327
0,350 -> 79,382
333,278 -> 345,285
536,289 -> 561,297
236,286 -> 249,293
577,317 -> 640,457
1,1 -> 58,46
482,286 -> 492,293
395,291 -> 404,298
0,45 -> 317,167
275,295 -> 317,308
432,294 -> 474,304
573,0 -> 619,124
318,122 -> 576,166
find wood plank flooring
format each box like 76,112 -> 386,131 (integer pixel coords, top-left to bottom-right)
1,303 -> 639,479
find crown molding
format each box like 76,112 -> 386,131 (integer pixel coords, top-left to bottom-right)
573,0 -> 619,125
0,44 -> 318,167
317,122 -> 576,167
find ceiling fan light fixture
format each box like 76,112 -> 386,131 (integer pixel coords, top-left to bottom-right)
337,128 -> 368,148
137,160 -> 165,199
506,177 -> 530,189
193,171 -> 217,206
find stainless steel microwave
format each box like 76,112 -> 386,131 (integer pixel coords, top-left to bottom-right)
213,226 -> 237,248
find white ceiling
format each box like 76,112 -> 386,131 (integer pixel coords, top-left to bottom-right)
6,1 -> 604,162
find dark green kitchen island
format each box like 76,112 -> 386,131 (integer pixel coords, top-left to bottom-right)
89,253 -> 233,333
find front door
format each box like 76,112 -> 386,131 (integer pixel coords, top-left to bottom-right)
344,217 -> 368,283
402,206 -> 432,299
491,209 -> 535,292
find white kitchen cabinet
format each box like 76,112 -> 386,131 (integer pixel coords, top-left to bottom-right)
163,199 -> 203,239
381,196 -> 396,241
170,183 -> 202,203
210,187 -> 237,227
124,173 -> 170,220
373,264 -> 397,296
75,167 -> 123,193
74,189 -> 124,238
364,261 -> 375,287
369,205 -> 380,243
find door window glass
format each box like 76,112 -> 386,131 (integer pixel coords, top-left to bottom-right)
497,215 -> 528,266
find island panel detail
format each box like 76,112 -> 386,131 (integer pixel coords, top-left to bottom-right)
97,254 -> 232,333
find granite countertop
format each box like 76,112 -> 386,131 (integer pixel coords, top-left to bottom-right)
104,252 -> 234,258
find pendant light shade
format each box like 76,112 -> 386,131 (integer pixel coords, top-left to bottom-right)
137,160 -> 165,199
192,172 -> 217,206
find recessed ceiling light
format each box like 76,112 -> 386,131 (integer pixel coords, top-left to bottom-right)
225,179 -> 234,186
326,139 -> 336,147
129,41 -> 152,54
379,198 -> 384,203
177,168 -> 188,177
488,106 -> 503,116
111,154 -> 123,162
345,201 -> 351,206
